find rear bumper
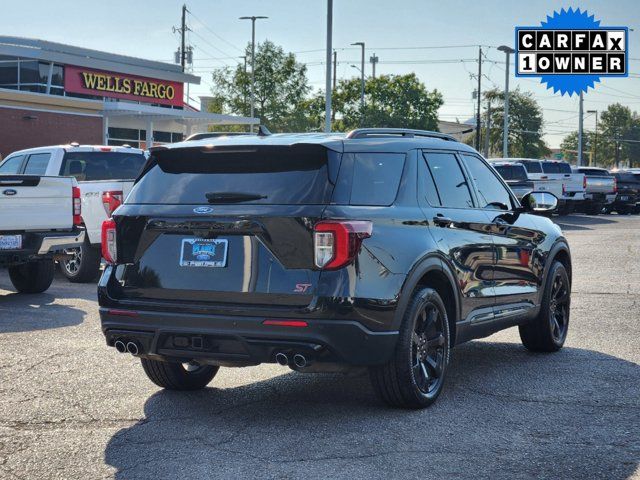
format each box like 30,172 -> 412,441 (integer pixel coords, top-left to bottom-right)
0,229 -> 84,266
100,307 -> 399,367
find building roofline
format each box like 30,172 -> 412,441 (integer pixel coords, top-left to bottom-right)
0,36 -> 200,84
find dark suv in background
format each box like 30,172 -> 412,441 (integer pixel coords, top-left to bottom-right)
98,128 -> 572,409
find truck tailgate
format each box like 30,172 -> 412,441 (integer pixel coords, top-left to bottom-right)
585,176 -> 616,194
79,180 -> 134,244
0,175 -> 74,231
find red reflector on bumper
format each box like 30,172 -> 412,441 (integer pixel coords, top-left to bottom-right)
263,320 -> 308,327
107,309 -> 138,317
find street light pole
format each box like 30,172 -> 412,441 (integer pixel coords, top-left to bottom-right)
497,45 -> 515,158
587,109 -> 598,166
324,0 -> 333,133
351,42 -> 365,123
239,15 -> 268,131
578,91 -> 584,166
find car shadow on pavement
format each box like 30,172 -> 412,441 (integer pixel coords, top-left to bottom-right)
104,341 -> 639,480
0,292 -> 85,333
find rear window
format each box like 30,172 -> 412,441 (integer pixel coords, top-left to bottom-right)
580,168 -> 610,176
60,151 -> 146,181
519,160 -> 543,173
493,164 -> 527,181
127,145 -> 339,205
616,172 -> 640,183
541,161 -> 572,174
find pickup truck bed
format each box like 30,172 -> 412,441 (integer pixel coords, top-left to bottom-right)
573,167 -> 616,214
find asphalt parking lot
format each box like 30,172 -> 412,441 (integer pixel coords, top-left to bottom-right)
0,214 -> 639,480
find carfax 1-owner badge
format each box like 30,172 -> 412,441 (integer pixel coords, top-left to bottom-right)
516,7 -> 628,95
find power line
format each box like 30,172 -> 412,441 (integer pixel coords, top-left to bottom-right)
188,10 -> 245,54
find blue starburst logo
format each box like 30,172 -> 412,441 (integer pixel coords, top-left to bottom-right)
515,8 -> 629,96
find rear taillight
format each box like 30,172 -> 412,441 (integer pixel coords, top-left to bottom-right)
583,176 -> 587,189
613,177 -> 617,193
101,219 -> 117,264
72,186 -> 82,226
102,190 -> 123,217
313,220 -> 372,270
562,183 -> 567,195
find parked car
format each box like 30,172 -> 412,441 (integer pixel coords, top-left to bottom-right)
0,166 -> 84,293
572,167 -> 616,215
0,145 -> 146,282
98,128 -> 572,409
492,158 -> 585,215
608,170 -> 640,214
489,162 -> 534,200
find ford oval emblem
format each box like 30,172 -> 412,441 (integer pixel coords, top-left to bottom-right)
2,189 -> 17,196
193,206 -> 213,214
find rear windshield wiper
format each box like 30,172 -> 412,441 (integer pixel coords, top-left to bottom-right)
205,192 -> 267,203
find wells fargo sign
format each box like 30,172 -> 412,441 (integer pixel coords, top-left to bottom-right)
64,66 -> 184,107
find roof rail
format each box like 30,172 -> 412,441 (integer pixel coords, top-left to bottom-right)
346,128 -> 456,141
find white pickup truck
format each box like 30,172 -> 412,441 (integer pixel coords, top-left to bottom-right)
495,158 -> 586,215
572,167 -> 617,215
0,145 -> 146,282
0,173 -> 84,293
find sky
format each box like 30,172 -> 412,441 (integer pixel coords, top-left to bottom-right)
3,0 -> 640,147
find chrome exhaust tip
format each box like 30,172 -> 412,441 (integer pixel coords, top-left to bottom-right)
114,340 -> 127,353
275,352 -> 289,366
126,342 -> 140,355
293,354 -> 307,368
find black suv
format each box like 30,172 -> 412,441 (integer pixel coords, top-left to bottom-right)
98,128 -> 572,409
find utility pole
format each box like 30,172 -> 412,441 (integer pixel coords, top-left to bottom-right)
331,50 -> 337,122
181,4 -> 187,71
351,42 -> 365,125
239,15 -> 268,131
587,109 -> 598,166
475,46 -> 482,151
484,101 -> 492,157
370,53 -> 379,79
324,0 -> 333,133
615,131 -> 621,168
578,91 -> 584,166
240,56 -> 248,107
497,45 -> 515,158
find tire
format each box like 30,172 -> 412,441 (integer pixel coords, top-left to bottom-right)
369,287 -> 450,409
519,261 -> 570,352
8,259 -> 55,294
140,358 -> 219,390
59,238 -> 101,283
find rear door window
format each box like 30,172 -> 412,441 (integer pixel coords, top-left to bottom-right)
0,155 -> 24,174
423,152 -> 474,208
23,153 -> 51,175
127,145 -> 339,205
60,152 -> 146,181
520,160 -> 542,173
350,153 -> 404,206
493,164 -> 527,181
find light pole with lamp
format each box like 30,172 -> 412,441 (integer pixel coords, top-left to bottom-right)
239,15 -> 268,131
351,42 -> 365,122
497,45 -> 515,158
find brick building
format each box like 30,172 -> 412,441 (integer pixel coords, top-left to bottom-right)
0,36 -> 256,158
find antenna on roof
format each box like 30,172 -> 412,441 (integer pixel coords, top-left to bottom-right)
257,125 -> 272,137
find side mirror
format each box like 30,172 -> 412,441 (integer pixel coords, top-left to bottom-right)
520,191 -> 558,213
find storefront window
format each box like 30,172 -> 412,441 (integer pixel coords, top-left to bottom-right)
0,59 -> 18,87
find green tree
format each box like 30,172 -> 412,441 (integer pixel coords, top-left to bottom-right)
210,40 -> 312,131
471,88 -> 549,159
327,74 -> 443,131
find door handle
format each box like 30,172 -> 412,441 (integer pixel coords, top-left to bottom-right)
433,215 -> 453,227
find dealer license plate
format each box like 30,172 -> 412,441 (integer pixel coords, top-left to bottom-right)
0,235 -> 22,250
179,238 -> 228,267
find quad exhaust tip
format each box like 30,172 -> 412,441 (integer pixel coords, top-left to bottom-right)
114,340 -> 127,353
275,352 -> 289,366
126,342 -> 140,355
293,354 -> 307,368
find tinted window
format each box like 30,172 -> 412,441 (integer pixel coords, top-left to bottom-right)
0,156 -> 24,174
350,153 -> 404,206
520,160 -> 543,173
542,161 -> 572,174
128,145 -> 338,205
23,153 -> 51,175
424,152 -> 474,208
462,155 -> 513,210
579,168 -> 610,176
60,152 -> 146,181
493,164 -> 527,181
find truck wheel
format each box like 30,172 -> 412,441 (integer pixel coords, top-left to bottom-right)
140,359 -> 219,390
519,261 -> 570,352
369,287 -> 450,409
8,259 -> 55,294
60,238 -> 100,283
